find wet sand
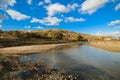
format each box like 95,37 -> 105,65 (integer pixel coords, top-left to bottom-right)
90,41 -> 120,52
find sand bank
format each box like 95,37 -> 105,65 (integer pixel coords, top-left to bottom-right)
90,41 -> 120,52
0,44 -> 66,54
0,43 -> 81,54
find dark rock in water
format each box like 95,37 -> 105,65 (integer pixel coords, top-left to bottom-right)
21,69 -> 36,78
0,55 -> 80,80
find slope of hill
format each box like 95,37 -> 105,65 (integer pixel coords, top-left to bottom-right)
0,29 -> 90,40
0,29 -> 89,47
1,29 -> 118,47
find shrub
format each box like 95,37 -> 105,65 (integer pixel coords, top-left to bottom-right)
48,31 -> 63,40
74,34 -> 82,41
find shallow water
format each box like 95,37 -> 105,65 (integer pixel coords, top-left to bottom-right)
20,45 -> 120,80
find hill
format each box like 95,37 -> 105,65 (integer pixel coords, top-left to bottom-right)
1,29 -> 119,47
0,29 -> 91,40
0,29 -> 89,47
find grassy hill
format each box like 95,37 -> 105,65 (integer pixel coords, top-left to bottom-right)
0,29 -> 89,47
1,29 -> 118,47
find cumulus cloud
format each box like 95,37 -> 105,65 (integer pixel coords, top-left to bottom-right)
31,17 -> 62,26
67,3 -> 79,11
27,0 -> 32,5
34,26 -> 44,29
80,0 -> 109,14
108,20 -> 120,26
38,0 -> 51,6
41,17 -> 62,26
44,0 -> 51,3
45,3 -> 80,17
6,9 -> 30,21
0,14 -> 8,23
65,17 -> 86,22
25,25 -> 31,29
31,18 -> 40,23
38,1 -> 44,6
0,0 -> 16,9
45,3 -> 70,16
115,3 -> 120,11
95,31 -> 120,37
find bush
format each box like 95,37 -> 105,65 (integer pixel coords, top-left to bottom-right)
12,31 -> 21,38
74,34 -> 82,41
48,31 -> 63,40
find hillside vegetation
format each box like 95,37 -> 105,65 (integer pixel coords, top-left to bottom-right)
0,29 -> 89,47
1,29 -> 118,48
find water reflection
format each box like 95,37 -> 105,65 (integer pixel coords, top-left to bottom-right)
20,45 -> 120,80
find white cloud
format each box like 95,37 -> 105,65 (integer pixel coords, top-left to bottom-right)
80,0 -> 109,14
31,17 -> 62,26
45,3 -> 70,16
108,20 -> 120,26
27,0 -> 32,5
34,26 -> 44,29
6,9 -> 30,21
38,1 -> 44,6
65,17 -> 86,22
44,0 -> 51,3
41,17 -> 62,26
95,31 -> 120,37
30,18 -> 41,23
45,3 -> 79,17
0,0 -> 16,8
25,25 -> 31,29
115,3 -> 120,11
67,3 -> 79,10
0,14 -> 8,23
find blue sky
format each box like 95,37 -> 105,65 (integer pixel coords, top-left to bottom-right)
0,0 -> 120,37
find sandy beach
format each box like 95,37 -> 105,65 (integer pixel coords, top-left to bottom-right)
90,41 -> 120,52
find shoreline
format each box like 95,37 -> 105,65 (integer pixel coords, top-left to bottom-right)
0,42 -> 82,55
89,41 -> 120,52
